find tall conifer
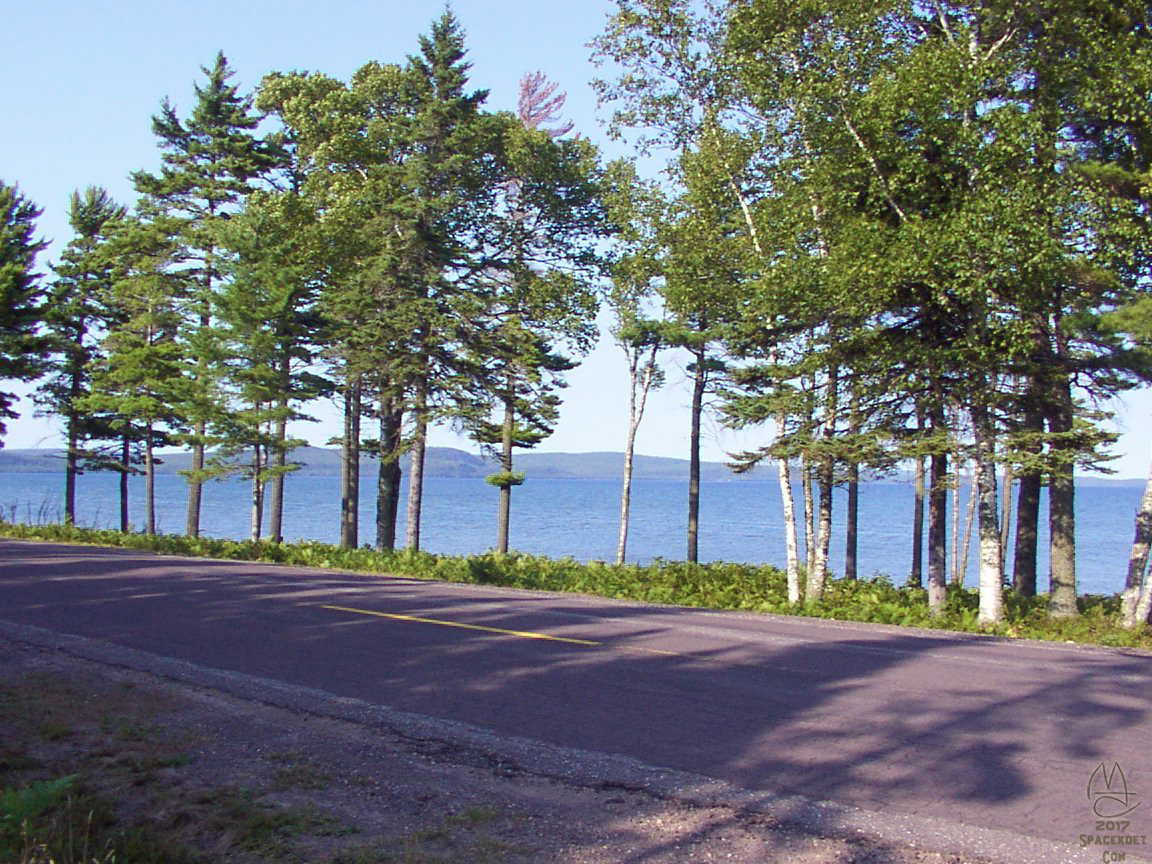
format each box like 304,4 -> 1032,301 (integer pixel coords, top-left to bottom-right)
37,187 -> 126,522
81,216 -> 188,534
469,74 -> 602,554
132,52 -> 282,537
0,182 -> 47,443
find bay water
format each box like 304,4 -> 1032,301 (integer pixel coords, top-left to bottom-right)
0,469 -> 1143,597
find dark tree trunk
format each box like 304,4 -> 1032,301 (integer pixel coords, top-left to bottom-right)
185,246 -> 218,539
497,391 -> 515,554
1013,472 -> 1041,596
911,454 -> 925,588
845,460 -> 859,581
268,350 -> 291,544
185,430 -> 204,538
340,380 -> 361,549
63,330 -> 87,526
119,433 -> 130,533
144,425 -> 156,536
1047,375 -> 1078,617
801,455 -> 814,570
1012,401 -> 1043,595
687,348 -> 706,564
64,416 -> 79,526
376,398 -> 403,552
843,383 -> 858,581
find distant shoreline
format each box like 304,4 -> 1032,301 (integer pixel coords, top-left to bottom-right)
0,445 -> 765,483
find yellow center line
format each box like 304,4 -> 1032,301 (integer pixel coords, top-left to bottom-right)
318,604 -> 679,656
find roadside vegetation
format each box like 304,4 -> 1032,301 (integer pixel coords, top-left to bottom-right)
0,653 -> 538,864
0,669 -> 339,863
3,522 -> 1148,651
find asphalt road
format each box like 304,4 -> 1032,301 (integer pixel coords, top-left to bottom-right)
1,538 -> 1149,861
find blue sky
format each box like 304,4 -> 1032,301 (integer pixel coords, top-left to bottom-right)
3,1 -> 1150,478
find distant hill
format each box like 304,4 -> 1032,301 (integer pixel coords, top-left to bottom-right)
0,445 -> 768,482
1,445 -> 1140,485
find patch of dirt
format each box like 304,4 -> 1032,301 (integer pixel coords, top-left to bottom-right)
0,638 -> 991,863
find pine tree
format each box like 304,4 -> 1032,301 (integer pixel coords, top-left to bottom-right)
132,52 -> 282,537
468,73 -> 602,554
81,216 -> 189,534
37,187 -> 126,523
0,182 -> 47,443
214,189 -> 322,542
397,11 -> 492,551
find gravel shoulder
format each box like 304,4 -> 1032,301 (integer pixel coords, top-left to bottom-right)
0,624 -> 1001,863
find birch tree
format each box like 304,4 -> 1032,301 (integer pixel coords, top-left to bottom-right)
602,159 -> 666,564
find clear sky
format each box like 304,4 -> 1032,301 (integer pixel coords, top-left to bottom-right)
3,0 -> 1149,478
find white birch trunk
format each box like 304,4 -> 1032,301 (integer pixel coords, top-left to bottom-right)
719,165 -> 804,602
1121,456 -> 1152,628
973,405 -> 1003,625
808,367 -> 839,601
617,344 -> 658,565
779,456 -> 802,603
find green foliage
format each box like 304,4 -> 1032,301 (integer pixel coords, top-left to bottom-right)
79,215 -> 191,535
485,470 -> 525,489
37,187 -> 126,430
0,775 -> 77,850
131,52 -> 285,535
0,181 -> 48,441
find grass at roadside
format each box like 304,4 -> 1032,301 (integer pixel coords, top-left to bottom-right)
0,654 -> 533,863
2,521 -> 1149,650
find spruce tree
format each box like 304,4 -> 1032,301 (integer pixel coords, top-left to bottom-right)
397,11 -> 491,551
37,187 -> 126,522
661,133 -> 747,566
132,52 -> 282,537
260,14 -> 493,552
468,74 -> 602,554
0,182 -> 47,443
214,189 -> 322,542
81,216 -> 189,534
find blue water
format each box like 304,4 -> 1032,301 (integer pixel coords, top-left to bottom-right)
0,470 -> 1143,596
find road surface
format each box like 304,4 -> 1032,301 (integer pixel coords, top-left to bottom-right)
1,538 -> 1148,862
